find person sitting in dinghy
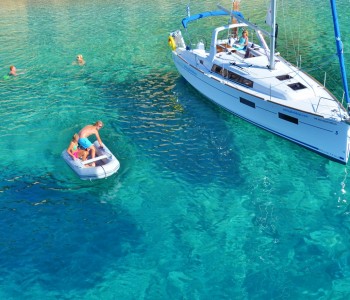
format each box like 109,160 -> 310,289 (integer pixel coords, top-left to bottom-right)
78,121 -> 104,167
234,30 -> 249,50
67,133 -> 89,162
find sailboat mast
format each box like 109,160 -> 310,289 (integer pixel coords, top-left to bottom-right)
231,0 -> 239,21
231,0 -> 239,38
269,0 -> 277,70
329,0 -> 350,106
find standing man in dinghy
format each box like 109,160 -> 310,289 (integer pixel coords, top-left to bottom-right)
78,121 -> 104,166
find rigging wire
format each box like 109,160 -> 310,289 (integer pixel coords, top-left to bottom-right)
279,0 -> 299,65
297,0 -> 302,62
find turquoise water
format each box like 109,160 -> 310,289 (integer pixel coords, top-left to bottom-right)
1,0 -> 350,299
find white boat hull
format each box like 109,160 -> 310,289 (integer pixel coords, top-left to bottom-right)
173,52 -> 350,163
62,141 -> 120,180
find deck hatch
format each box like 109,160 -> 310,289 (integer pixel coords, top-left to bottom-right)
288,82 -> 306,91
276,74 -> 293,81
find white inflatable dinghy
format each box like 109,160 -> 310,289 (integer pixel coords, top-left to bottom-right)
62,141 -> 120,180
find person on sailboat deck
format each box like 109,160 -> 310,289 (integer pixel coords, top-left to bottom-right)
234,30 -> 249,50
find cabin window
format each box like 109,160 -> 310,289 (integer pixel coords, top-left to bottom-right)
240,97 -> 255,108
211,64 -> 222,73
288,82 -> 306,91
228,71 -> 240,82
221,68 -> 229,77
276,74 -> 293,81
238,77 -> 254,88
211,64 -> 253,88
279,113 -> 298,124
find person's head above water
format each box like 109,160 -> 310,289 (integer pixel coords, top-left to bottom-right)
76,54 -> 85,65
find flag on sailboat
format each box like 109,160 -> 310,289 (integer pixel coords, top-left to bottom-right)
265,1 -> 272,26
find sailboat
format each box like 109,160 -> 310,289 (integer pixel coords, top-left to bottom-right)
168,0 -> 350,163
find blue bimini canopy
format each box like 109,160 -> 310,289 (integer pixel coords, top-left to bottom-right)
182,10 -> 228,28
181,10 -> 244,29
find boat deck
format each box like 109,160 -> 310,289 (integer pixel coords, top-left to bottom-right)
178,45 -> 347,121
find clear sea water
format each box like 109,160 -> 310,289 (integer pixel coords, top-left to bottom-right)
1,0 -> 350,299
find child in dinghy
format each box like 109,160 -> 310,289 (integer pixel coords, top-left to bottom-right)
67,133 -> 89,163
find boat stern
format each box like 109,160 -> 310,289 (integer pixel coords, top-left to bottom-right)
169,30 -> 186,50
